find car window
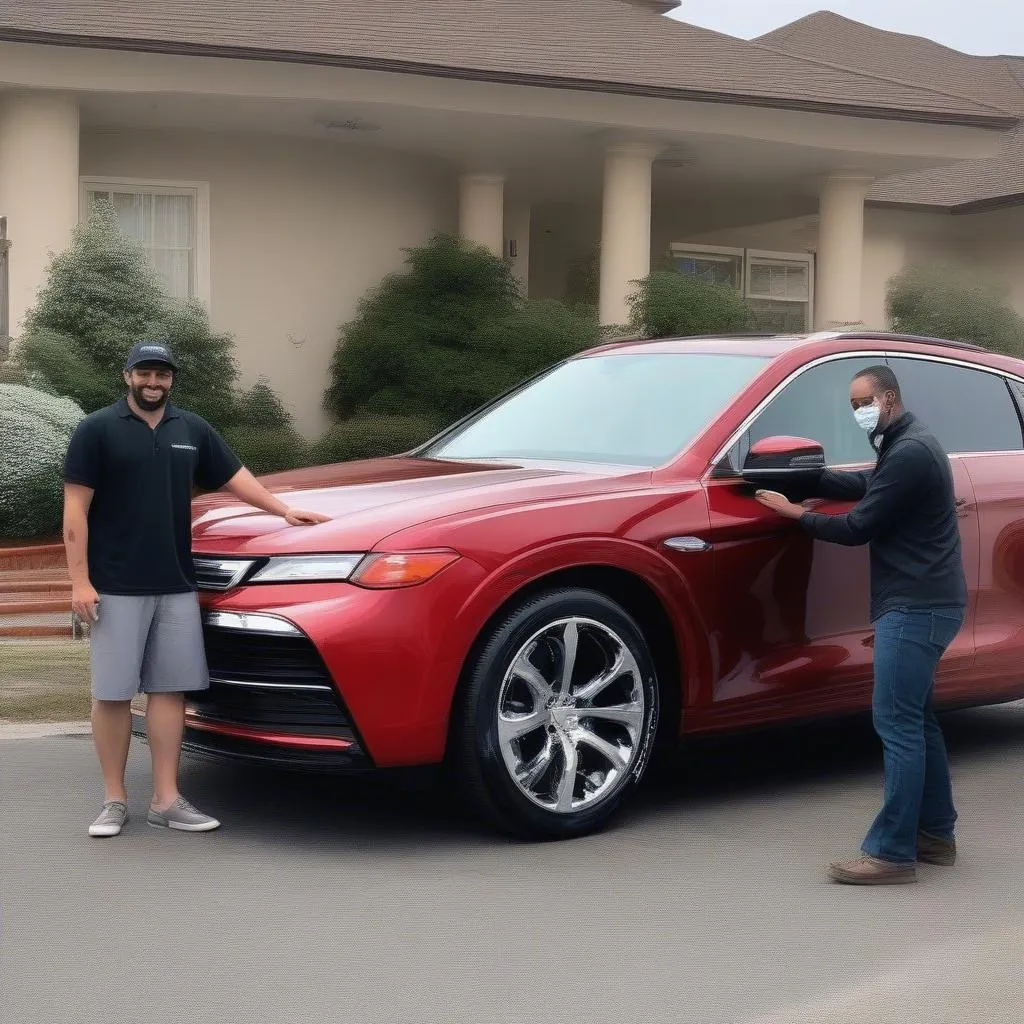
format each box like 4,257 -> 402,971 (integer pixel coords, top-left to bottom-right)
887,357 -> 1024,454
424,351 -> 769,467
726,356 -> 881,472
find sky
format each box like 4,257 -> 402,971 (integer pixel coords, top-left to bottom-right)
669,1 -> 1024,57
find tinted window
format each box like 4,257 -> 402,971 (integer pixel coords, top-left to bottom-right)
729,356 -> 881,471
424,352 -> 769,467
887,358 -> 1023,454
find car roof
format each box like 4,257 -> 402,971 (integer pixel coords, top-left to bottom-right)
582,331 -> 1023,372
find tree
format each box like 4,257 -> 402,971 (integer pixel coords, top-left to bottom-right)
324,234 -> 600,428
887,264 -> 1024,356
16,201 -> 241,427
627,270 -> 752,339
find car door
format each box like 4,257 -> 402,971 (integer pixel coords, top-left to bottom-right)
888,355 -> 1020,700
699,354 -> 882,726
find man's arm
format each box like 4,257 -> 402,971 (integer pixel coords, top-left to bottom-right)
799,442 -> 931,546
195,421 -> 330,525
817,468 -> 872,502
63,484 -> 99,621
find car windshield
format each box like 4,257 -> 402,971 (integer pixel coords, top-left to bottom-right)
423,351 -> 770,467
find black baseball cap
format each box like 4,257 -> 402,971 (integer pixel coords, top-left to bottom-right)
124,341 -> 179,372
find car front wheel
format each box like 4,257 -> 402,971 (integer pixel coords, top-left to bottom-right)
453,588 -> 660,839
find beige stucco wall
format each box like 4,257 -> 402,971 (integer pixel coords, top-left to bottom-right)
80,130 -> 455,435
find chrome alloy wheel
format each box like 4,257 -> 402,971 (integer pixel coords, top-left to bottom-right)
496,617 -> 646,814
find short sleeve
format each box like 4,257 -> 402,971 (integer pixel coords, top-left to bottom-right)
63,418 -> 102,489
195,419 -> 243,492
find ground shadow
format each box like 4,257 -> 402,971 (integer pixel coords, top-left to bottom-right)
170,701 -> 1024,849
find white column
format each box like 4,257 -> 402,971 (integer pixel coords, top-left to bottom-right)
505,203 -> 532,295
815,174 -> 874,330
599,141 -> 661,327
458,173 -> 505,257
0,94 -> 80,336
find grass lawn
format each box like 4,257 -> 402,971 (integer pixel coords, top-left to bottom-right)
0,641 -> 92,721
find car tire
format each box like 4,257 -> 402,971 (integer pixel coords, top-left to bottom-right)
453,587 -> 660,839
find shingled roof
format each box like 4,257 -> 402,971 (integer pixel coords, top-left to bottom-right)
759,11 -> 1024,210
0,0 -> 1015,127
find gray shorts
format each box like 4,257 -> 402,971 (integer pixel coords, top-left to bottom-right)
89,592 -> 210,702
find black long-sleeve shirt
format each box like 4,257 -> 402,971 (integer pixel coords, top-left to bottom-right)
799,412 -> 967,622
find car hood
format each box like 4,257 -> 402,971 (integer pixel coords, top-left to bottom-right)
191,457 -> 652,555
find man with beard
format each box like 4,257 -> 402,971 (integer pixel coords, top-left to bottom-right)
63,341 -> 329,838
754,365 -> 967,885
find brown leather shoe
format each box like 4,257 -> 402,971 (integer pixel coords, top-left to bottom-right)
917,830 -> 956,866
828,855 -> 918,885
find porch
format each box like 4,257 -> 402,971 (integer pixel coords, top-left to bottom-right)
0,39 -> 1008,431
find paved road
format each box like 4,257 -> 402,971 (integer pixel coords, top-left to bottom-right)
3,704 -> 1023,1024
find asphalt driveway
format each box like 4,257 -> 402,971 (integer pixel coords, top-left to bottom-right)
2,704 -> 1023,1024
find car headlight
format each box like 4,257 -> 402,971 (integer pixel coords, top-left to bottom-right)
249,554 -> 365,583
246,550 -> 460,588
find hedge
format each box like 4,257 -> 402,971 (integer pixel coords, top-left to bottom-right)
0,384 -> 85,539
311,414 -> 438,464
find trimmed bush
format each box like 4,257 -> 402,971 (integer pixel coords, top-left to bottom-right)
220,425 -> 311,477
0,384 -> 84,539
324,234 -> 600,426
311,414 -> 438,464
18,200 -> 242,427
887,264 -> 1024,356
233,378 -> 294,430
628,270 -> 752,339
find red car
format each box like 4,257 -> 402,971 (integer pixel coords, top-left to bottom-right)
136,332 -> 1024,837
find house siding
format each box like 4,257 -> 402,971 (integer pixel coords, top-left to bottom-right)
80,129 -> 455,435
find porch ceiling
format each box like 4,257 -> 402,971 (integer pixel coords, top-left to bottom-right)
76,90 -> 990,206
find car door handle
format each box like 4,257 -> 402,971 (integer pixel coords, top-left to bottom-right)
664,536 -> 713,553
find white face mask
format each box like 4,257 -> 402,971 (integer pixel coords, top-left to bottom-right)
854,403 -> 881,433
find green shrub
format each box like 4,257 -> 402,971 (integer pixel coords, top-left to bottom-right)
563,245 -> 600,313
14,329 -> 114,413
887,264 -> 1024,356
311,414 -> 438,464
628,270 -> 752,339
233,378 -> 293,429
221,425 -> 310,477
19,200 -> 241,426
324,234 -> 599,425
0,384 -> 84,539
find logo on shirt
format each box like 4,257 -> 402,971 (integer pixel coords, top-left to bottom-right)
171,443 -> 198,452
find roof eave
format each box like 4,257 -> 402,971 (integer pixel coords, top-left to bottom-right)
868,193 -> 1024,214
0,29 -> 1017,131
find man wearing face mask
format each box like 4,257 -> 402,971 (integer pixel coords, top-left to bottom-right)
63,341 -> 331,839
755,365 -> 967,885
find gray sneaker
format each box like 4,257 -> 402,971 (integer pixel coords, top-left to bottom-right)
88,801 -> 128,837
147,796 -> 220,832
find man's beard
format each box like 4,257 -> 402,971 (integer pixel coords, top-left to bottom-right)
131,384 -> 170,411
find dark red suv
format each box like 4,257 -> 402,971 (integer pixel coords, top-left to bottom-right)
135,332 -> 1024,837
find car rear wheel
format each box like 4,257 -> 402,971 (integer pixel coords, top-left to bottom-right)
453,588 -> 660,839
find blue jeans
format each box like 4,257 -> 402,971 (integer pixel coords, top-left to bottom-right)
861,606 -> 965,864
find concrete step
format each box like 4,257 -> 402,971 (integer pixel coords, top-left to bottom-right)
0,609 -> 74,639
0,567 -> 70,585
0,598 -> 71,615
0,543 -> 66,573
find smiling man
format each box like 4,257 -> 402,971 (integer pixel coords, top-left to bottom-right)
63,340 -> 330,839
755,365 -> 968,885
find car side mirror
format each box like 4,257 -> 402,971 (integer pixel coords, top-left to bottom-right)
742,436 -> 825,498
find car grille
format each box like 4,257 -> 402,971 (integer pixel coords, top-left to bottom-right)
193,556 -> 255,592
187,626 -> 358,740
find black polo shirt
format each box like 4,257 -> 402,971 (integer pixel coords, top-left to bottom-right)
63,398 -> 243,595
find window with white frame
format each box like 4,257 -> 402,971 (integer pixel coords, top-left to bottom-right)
80,178 -> 209,303
670,243 -> 814,332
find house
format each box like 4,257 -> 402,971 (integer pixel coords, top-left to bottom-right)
0,1 -> 1020,434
